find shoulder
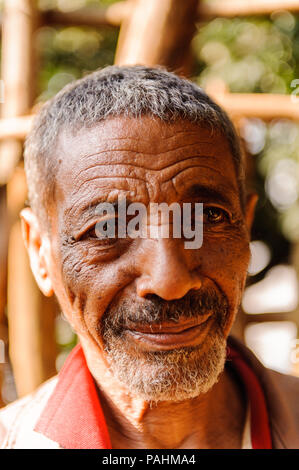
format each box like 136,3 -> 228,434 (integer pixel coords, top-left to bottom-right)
265,366 -> 299,395
259,367 -> 299,446
228,335 -> 299,448
0,376 -> 61,449
229,335 -> 299,404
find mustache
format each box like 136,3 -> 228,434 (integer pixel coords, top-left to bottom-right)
101,289 -> 229,335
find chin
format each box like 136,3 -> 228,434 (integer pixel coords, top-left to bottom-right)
103,329 -> 227,403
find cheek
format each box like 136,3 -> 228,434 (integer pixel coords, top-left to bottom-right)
191,231 -> 250,322
56,242 -> 136,343
206,238 -> 250,282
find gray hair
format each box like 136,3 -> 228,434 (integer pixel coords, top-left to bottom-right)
24,65 -> 245,226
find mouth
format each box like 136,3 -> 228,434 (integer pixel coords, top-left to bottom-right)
124,314 -> 213,351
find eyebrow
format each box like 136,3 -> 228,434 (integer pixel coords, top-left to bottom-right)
182,184 -> 237,211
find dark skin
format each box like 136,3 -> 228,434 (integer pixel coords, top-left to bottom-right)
21,116 -> 257,449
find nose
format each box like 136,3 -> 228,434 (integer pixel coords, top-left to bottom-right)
136,239 -> 202,300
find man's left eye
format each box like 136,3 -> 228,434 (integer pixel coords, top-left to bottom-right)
203,207 -> 228,224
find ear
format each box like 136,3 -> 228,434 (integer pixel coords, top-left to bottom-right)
245,192 -> 258,235
20,208 -> 54,297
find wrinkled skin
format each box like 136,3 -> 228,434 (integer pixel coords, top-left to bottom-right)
21,116 -> 257,448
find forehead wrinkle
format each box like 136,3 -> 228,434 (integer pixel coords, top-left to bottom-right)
75,175 -> 148,193
58,118 -> 233,183
70,160 -> 229,211
71,140 -> 217,163
62,120 -> 216,146
70,146 -> 225,190
72,161 -> 149,189
160,161 -> 225,185
85,131 -> 211,142
65,134 -> 220,164
67,156 -> 236,209
72,152 -> 222,189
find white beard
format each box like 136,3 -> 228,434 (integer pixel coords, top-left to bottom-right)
103,330 -> 227,403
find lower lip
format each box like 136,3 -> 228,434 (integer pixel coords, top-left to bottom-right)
125,318 -> 213,351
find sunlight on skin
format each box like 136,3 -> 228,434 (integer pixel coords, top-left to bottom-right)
21,116 -> 257,448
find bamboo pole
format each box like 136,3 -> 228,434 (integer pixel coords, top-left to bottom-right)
1,0 -> 57,398
44,1 -> 129,28
114,0 -> 198,74
0,0 -> 296,34
199,0 -> 299,18
0,187 -> 8,333
37,0 -> 299,29
0,186 -> 8,407
7,168 -> 57,397
0,115 -> 34,147
290,242 -> 299,377
205,80 -> 299,122
0,0 -> 37,185
7,217 -> 57,395
1,87 -> 299,145
1,0 -> 37,400
36,0 -> 299,27
217,92 -> 299,121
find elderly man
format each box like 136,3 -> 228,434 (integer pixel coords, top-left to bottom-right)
0,66 -> 298,449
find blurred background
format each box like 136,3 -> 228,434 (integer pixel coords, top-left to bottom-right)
0,0 -> 299,406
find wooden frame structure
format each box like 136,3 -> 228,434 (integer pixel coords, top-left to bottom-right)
1,0 -> 299,404
38,0 -> 299,29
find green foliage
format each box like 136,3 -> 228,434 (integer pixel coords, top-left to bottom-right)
35,0 -> 119,101
36,25 -> 118,101
193,12 -> 299,94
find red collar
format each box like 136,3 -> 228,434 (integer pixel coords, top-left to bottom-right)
35,341 -> 272,449
35,344 -> 111,449
226,345 -> 272,449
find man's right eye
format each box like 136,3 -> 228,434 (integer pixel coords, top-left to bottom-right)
81,220 -> 118,245
82,225 -> 98,239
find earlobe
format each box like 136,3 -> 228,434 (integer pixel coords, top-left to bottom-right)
20,208 -> 54,297
245,192 -> 258,234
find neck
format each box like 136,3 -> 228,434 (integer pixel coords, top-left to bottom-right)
81,339 -> 246,449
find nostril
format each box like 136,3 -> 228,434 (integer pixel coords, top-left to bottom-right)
136,269 -> 202,300
144,293 -> 163,302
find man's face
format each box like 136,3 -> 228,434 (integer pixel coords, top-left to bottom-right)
43,116 -> 254,401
